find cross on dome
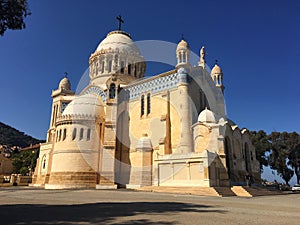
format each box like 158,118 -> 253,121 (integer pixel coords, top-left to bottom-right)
116,15 -> 124,30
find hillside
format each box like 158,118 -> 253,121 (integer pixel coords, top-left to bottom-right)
0,122 -> 44,148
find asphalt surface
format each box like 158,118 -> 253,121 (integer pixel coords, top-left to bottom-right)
0,187 -> 299,225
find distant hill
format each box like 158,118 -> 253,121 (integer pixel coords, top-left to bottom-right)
0,122 -> 44,148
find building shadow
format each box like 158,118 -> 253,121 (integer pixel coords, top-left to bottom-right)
0,201 -> 226,224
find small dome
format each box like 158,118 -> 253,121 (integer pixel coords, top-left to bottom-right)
211,64 -> 222,75
176,39 -> 189,51
59,77 -> 71,90
96,30 -> 140,54
62,94 -> 104,117
198,108 -> 216,123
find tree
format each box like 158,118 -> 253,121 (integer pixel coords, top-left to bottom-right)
286,132 -> 300,184
12,148 -> 38,175
0,0 -> 31,36
268,132 -> 294,186
251,130 -> 271,171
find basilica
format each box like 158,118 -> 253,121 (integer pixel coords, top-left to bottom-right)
32,28 -> 260,189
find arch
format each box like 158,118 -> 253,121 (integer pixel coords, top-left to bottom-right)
87,128 -> 91,141
79,128 -> 84,140
109,83 -> 116,99
58,129 -> 62,142
40,154 -> 47,173
244,142 -> 250,172
62,128 -> 67,141
224,137 -> 232,181
72,128 -> 77,141
141,95 -> 145,116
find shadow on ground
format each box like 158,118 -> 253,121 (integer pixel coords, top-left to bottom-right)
0,202 -> 225,224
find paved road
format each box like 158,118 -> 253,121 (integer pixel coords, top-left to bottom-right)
0,187 -> 299,225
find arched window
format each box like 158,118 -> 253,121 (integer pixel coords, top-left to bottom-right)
59,129 -> 62,142
101,61 -> 105,73
114,55 -> 118,67
128,64 -> 131,75
147,93 -> 151,115
134,64 -> 137,77
141,95 -> 145,116
182,52 -> 186,63
79,128 -> 84,140
42,155 -> 46,169
62,128 -> 67,141
244,143 -> 249,172
109,83 -> 116,99
108,60 -> 112,73
120,61 -> 125,74
72,128 -> 77,141
43,159 -> 46,169
87,128 -> 91,141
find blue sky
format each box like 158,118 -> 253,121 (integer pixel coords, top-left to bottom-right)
0,0 -> 299,142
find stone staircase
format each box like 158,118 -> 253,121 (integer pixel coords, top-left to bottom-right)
214,187 -> 236,197
138,186 -> 285,197
231,186 -> 283,197
138,186 -> 235,197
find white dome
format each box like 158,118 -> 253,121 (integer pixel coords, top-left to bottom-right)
176,39 -> 189,52
96,30 -> 140,54
59,77 -> 71,90
62,94 -> 104,117
198,108 -> 216,123
211,64 -> 222,75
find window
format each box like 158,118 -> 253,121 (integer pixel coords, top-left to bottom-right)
101,61 -> 105,73
250,151 -> 253,160
108,60 -> 112,73
147,93 -> 151,114
114,55 -> 118,67
141,95 -> 145,116
42,157 -> 46,169
59,129 -> 62,142
120,61 -> 125,74
87,128 -> 91,141
109,83 -> 116,99
182,52 -> 186,62
72,128 -> 77,141
79,128 -> 84,140
62,128 -> 67,141
134,64 -> 137,77
128,64 -> 131,75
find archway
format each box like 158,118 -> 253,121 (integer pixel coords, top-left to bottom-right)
224,137 -> 232,182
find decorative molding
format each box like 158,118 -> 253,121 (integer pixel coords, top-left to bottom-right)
125,73 -> 178,100
82,86 -> 107,103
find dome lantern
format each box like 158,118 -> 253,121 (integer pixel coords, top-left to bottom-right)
58,77 -> 71,90
211,60 -> 224,92
176,38 -> 190,68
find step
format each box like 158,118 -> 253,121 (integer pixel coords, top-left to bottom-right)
138,186 -> 220,197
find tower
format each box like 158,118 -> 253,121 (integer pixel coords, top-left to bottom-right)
176,38 -> 191,69
211,61 -> 225,92
47,77 -> 75,142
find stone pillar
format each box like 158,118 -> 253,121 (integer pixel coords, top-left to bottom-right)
176,68 -> 193,153
96,100 -> 118,189
127,134 -> 153,188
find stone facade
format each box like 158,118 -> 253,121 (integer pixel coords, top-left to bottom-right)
32,30 -> 260,189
